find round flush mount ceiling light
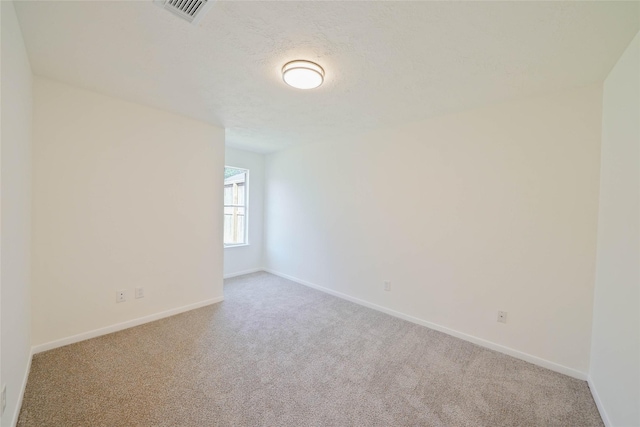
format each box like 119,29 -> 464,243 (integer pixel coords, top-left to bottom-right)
282,60 -> 325,90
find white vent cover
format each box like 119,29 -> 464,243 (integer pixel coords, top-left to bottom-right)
157,0 -> 213,24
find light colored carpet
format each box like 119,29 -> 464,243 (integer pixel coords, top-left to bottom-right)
18,271 -> 603,426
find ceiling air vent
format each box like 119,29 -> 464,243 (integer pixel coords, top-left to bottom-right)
157,0 -> 213,24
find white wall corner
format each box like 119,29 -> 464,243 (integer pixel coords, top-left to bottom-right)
587,376 -> 612,427
10,348 -> 34,427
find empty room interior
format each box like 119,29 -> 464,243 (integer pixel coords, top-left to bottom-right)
1,0 -> 639,426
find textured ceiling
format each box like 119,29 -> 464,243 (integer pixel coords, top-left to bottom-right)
15,1 -> 640,153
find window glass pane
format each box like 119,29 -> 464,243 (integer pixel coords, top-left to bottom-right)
224,185 -> 233,205
223,213 -> 233,244
224,167 -> 248,245
223,206 -> 246,245
236,183 -> 245,205
236,210 -> 245,244
225,167 -> 245,181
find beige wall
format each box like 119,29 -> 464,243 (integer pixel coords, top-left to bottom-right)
590,31 -> 640,427
32,77 -> 225,348
265,85 -> 602,377
1,2 -> 33,426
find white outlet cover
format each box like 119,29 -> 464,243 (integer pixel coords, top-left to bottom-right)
117,290 -> 127,303
497,311 -> 507,323
135,287 -> 144,299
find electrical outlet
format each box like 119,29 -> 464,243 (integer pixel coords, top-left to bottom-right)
497,311 -> 507,323
2,384 -> 6,416
135,287 -> 144,299
384,280 -> 391,292
116,290 -> 127,303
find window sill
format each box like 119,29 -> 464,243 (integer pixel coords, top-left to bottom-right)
224,243 -> 250,249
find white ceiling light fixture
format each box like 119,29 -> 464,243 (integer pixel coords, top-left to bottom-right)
282,60 -> 325,90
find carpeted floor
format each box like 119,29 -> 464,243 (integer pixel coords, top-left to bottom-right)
18,271 -> 603,426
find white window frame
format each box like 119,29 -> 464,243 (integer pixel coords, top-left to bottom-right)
224,166 -> 249,248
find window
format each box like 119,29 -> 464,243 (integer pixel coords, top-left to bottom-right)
224,166 -> 248,246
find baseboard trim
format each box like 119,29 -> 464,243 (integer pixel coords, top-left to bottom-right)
224,268 -> 263,279
10,347 -> 33,427
32,296 -> 224,354
264,268 -> 587,381
587,375 -> 612,427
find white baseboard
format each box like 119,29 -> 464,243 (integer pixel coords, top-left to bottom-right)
31,296 -> 224,354
10,347 -> 33,427
587,376 -> 612,427
264,268 -> 588,381
224,268 -> 263,279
